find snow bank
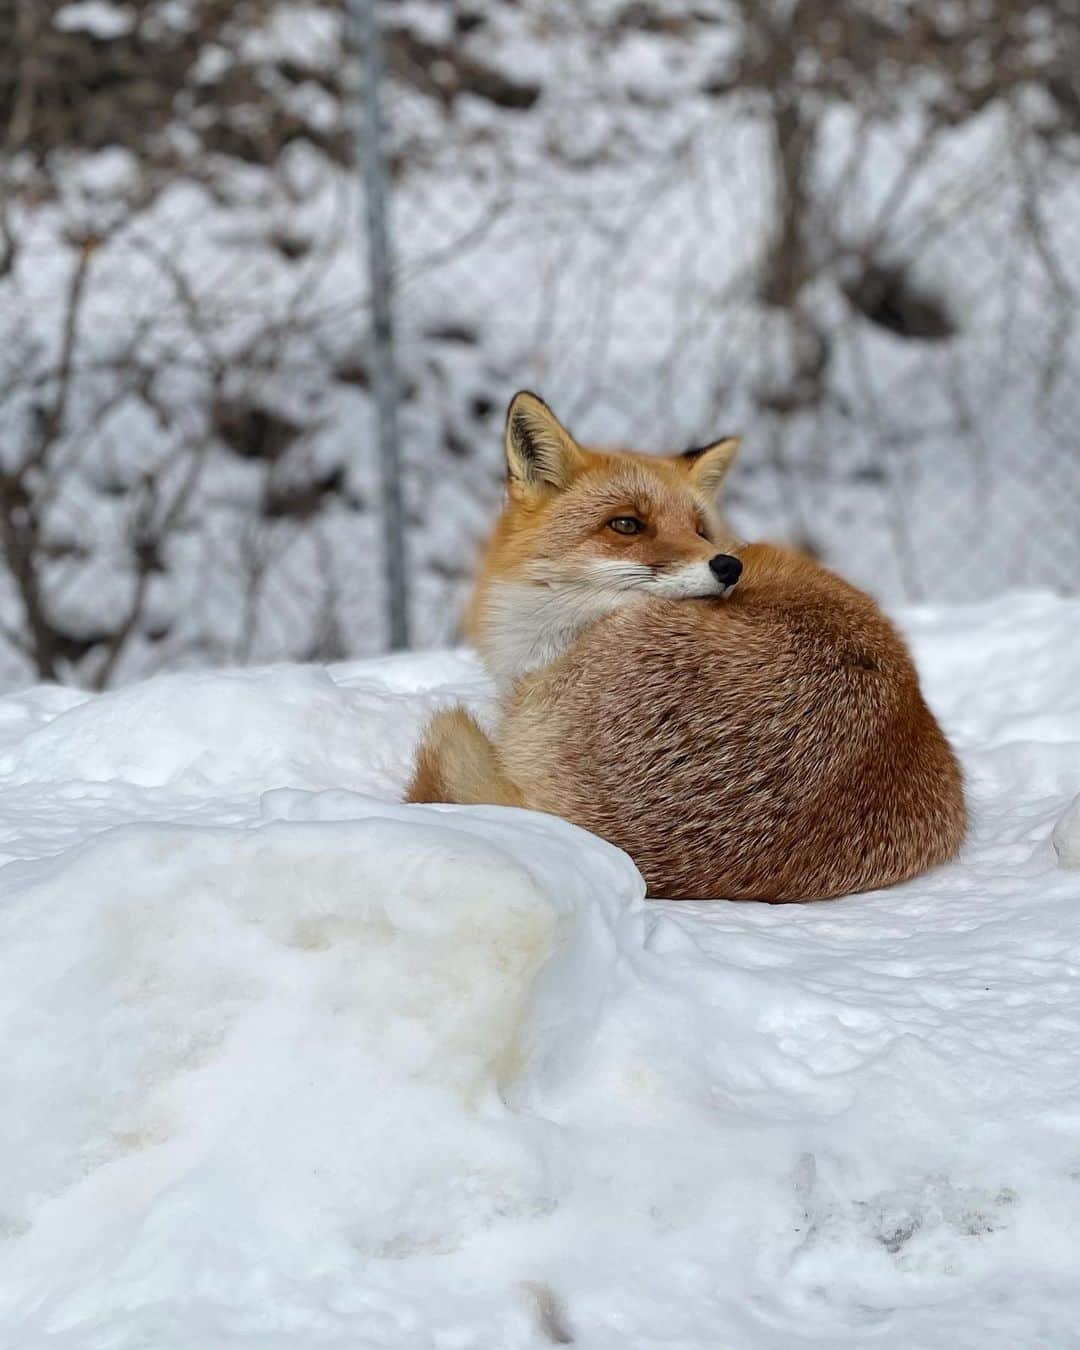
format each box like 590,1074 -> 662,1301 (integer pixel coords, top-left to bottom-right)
1,593 -> 1079,1347
0,794 -> 644,1345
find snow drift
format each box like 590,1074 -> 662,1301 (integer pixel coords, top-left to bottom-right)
1,593 -> 1079,1348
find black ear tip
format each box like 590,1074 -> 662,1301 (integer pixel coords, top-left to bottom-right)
507,389 -> 549,414
681,438 -> 735,462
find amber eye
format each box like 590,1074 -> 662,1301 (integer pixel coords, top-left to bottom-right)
608,516 -> 644,535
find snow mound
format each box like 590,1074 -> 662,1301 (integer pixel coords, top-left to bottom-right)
0,794 -> 643,1342
1,592 -> 1080,1347
0,667 -> 420,794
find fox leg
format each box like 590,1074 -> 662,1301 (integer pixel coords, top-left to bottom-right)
406,708 -> 524,808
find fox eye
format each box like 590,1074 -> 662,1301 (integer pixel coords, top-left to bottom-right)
608,516 -> 644,535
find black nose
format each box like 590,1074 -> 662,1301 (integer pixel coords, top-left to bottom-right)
709,553 -> 742,587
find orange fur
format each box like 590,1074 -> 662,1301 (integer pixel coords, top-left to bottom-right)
407,708 -> 522,808
410,393 -> 966,902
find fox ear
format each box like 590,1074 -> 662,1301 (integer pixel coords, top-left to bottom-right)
681,436 -> 740,497
504,391 -> 582,495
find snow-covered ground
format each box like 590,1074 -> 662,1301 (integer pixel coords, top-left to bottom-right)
1,593 -> 1079,1348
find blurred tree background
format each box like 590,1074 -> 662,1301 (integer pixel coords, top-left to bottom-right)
1,0 -> 1078,689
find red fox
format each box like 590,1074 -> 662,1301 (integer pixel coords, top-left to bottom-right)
407,391 -> 966,901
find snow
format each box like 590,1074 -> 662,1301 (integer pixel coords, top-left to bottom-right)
1,592 -> 1080,1347
7,3 -> 1079,691
1053,794 -> 1080,869
53,3 -> 136,39
8,0 -> 1080,696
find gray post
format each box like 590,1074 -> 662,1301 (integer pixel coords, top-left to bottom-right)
350,0 -> 408,649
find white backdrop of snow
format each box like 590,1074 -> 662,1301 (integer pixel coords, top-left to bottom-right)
5,2 -> 1080,693
1,593 -> 1080,1348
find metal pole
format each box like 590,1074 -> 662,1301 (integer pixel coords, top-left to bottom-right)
350,0 -> 408,649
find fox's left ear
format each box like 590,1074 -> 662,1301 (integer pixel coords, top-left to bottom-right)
681,436 -> 741,498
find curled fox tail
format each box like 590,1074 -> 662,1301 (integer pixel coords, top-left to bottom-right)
406,708 -> 523,808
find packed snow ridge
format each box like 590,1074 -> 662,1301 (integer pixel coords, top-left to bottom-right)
1,593 -> 1079,1349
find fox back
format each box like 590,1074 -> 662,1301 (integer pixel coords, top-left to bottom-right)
492,541 -> 966,900
422,391 -> 966,902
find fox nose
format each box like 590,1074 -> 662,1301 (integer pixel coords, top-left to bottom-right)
708,553 -> 743,587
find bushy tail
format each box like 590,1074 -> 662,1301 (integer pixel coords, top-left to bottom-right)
406,708 -> 523,808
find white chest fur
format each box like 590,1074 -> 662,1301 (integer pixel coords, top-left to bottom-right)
478,581 -> 628,689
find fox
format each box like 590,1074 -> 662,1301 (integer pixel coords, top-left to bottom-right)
407,390 -> 966,902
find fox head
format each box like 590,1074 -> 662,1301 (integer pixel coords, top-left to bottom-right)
468,390 -> 744,686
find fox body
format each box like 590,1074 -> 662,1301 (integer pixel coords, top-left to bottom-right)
408,392 -> 965,902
